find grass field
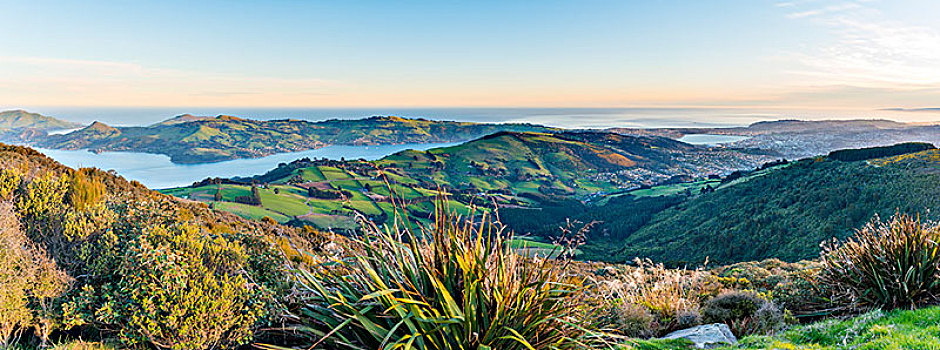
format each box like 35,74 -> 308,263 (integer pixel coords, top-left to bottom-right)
506,237 -> 582,258
297,167 -> 326,182
213,201 -> 290,223
162,163 -> 491,230
320,166 -> 352,181
258,188 -> 310,217
617,306 -> 940,349
727,307 -> 940,350
628,179 -> 721,198
296,213 -> 357,230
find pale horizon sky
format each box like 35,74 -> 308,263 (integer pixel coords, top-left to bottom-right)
1,0 -> 939,109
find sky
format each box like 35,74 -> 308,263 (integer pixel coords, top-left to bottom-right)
1,0 -> 939,109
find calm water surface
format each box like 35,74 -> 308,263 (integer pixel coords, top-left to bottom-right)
677,134 -> 750,145
35,143 -> 459,189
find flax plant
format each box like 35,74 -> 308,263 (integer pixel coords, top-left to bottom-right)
821,213 -> 940,309
261,196 -> 601,350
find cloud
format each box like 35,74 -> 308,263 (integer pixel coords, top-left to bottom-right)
785,3 -> 860,18
779,0 -> 940,104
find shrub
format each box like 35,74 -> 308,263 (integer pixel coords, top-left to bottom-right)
16,172 -> 68,224
59,203 -> 279,350
2,146 -> 292,349
599,302 -> 656,338
598,259 -> 704,336
701,291 -> 784,336
709,259 -> 828,318
0,204 -> 32,347
0,169 -> 20,201
0,202 -> 71,348
66,169 -> 106,211
263,198 -> 599,349
820,213 -> 940,309
116,224 -> 266,349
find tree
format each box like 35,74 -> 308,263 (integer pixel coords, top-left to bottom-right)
0,203 -> 70,348
251,185 -> 262,205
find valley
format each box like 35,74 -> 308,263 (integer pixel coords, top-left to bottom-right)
157,130 -> 774,236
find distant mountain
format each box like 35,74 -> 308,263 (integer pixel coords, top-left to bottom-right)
611,119 -> 940,159
0,109 -> 81,131
38,115 -> 554,163
880,107 -> 940,112
738,119 -> 909,134
152,113 -> 217,125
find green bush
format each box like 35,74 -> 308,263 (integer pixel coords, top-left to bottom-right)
58,202 -> 280,350
3,166 -> 287,349
66,169 -> 106,211
600,303 -> 656,338
0,202 -> 70,348
701,291 -> 784,336
821,213 -> 940,309
117,223 -> 265,349
263,199 -> 600,349
0,169 -> 20,201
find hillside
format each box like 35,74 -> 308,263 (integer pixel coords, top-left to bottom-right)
612,147 -> 940,265
0,109 -> 81,131
0,142 -> 332,349
496,143 -> 940,264
160,131 -> 769,232
0,110 -> 82,144
377,131 -> 769,195
38,115 -> 553,163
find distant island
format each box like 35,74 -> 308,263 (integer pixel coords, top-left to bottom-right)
0,110 -> 554,163
3,109 -> 940,165
880,107 -> 940,112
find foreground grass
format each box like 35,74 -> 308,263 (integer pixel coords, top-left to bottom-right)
730,306 -> 940,350
615,306 -> 940,350
7,340 -> 118,350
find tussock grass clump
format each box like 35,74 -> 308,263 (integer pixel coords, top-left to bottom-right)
267,198 -> 600,350
701,291 -> 784,336
821,213 -> 940,310
594,259 -> 706,337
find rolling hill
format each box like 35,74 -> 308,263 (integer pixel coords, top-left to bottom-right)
160,130 -> 770,233
0,110 -> 82,144
611,145 -> 940,264
0,109 -> 81,131
37,115 -> 554,163
377,131 -> 770,195
497,143 -> 940,265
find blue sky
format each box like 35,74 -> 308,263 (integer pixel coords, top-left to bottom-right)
1,0 -> 938,108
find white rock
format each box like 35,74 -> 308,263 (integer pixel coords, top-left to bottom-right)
662,323 -> 737,349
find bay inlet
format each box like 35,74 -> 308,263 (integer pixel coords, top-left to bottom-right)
34,142 -> 460,189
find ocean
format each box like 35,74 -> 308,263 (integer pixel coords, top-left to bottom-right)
9,107 -> 940,129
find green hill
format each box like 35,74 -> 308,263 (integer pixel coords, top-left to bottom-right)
377,131 -> 767,196
495,144 -> 940,265
161,130 -> 768,234
39,115 -> 554,163
611,148 -> 940,265
0,109 -> 81,131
